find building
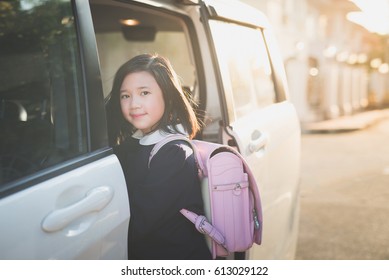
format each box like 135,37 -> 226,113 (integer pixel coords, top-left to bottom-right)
242,0 -> 389,122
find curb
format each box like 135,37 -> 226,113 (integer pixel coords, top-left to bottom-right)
301,109 -> 389,134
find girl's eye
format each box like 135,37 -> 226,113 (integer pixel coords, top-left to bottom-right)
140,91 -> 150,96
120,94 -> 130,99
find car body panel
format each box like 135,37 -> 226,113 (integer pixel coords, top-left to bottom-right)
0,156 -> 129,259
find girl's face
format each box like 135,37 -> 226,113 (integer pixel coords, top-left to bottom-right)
120,71 -> 165,134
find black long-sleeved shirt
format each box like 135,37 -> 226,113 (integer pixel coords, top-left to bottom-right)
115,136 -> 211,260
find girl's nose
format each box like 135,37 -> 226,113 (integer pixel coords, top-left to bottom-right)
129,95 -> 141,109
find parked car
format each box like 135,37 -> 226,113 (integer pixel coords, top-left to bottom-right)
0,0 -> 301,259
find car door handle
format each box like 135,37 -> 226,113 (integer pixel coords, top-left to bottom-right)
249,130 -> 268,153
42,186 -> 114,232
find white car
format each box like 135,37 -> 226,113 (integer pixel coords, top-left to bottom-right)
0,0 -> 301,259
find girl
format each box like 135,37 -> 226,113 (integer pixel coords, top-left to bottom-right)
106,54 -> 211,260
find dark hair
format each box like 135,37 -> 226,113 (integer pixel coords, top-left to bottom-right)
106,53 -> 200,145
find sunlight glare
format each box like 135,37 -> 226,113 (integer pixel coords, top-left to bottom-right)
347,0 -> 389,35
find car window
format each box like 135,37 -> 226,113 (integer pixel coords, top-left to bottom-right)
90,3 -> 197,100
0,0 -> 87,188
209,20 -> 277,119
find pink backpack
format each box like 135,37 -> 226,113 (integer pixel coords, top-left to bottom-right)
149,135 -> 262,259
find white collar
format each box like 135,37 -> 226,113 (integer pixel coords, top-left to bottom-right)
132,124 -> 188,145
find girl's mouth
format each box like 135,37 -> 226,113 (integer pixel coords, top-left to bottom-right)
130,113 -> 146,119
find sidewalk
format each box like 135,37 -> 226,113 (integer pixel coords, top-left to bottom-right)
301,108 -> 389,133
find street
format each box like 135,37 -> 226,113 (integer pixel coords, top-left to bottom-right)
296,116 -> 389,259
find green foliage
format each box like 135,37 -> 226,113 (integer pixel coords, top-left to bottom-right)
0,0 -> 73,54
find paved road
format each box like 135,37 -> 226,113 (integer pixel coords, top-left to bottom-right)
296,117 -> 389,259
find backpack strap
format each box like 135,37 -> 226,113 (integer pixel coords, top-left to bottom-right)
148,134 -> 188,168
148,134 -> 205,178
180,209 -> 227,251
